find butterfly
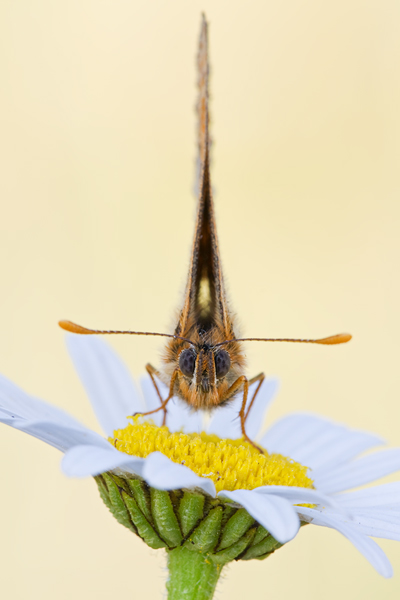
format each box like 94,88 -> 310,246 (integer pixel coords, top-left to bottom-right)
59,15 -> 351,451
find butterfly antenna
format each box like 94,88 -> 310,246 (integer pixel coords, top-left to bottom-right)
58,320 -> 196,346
215,333 -> 352,347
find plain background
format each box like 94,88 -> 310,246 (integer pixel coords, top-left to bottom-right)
0,1 -> 399,598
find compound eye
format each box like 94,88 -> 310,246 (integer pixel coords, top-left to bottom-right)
215,350 -> 231,378
179,349 -> 197,378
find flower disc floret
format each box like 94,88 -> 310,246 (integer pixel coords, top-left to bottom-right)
110,417 -> 313,493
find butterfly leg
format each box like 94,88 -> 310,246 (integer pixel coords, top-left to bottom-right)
145,363 -> 169,425
133,366 -> 178,425
220,376 -> 264,453
245,372 -> 265,422
238,376 -> 265,453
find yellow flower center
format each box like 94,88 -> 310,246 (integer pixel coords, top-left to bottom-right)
110,418 -> 313,493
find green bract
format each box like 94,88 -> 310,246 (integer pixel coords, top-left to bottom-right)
95,473 -> 285,600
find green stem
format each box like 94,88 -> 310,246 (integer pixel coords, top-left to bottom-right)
166,547 -> 222,600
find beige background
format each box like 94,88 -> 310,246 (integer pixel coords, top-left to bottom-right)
0,1 -> 399,598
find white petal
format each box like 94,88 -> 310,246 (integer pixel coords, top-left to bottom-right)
261,413 -> 382,473
296,506 -> 393,578
303,431 -> 383,473
166,398 -> 204,434
139,376 -> 163,426
0,375 -> 103,452
139,377 -> 205,433
315,448 -> 400,494
245,378 -> 278,440
62,443 -> 146,478
141,452 -> 216,496
0,410 -> 24,424
182,409 -> 207,434
67,335 -> 143,436
207,396 -> 242,439
0,414 -> 67,448
218,489 -> 300,544
62,444 -> 217,495
207,378 -> 278,440
336,483 -> 400,508
261,413 -> 326,454
355,508 -> 400,521
13,419 -> 110,452
342,509 -> 400,541
0,373 -> 84,429
302,501 -> 400,542
254,485 -> 345,511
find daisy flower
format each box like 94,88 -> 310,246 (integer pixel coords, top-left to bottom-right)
1,335 -> 400,599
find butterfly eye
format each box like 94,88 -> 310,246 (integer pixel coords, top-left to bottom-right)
179,349 -> 197,378
215,350 -> 231,378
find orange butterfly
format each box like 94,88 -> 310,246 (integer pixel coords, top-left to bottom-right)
60,15 -> 351,451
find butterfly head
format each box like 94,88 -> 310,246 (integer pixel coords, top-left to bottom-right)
162,331 -> 246,410
178,344 -> 231,393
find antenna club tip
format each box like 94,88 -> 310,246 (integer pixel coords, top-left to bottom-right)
58,320 -> 91,334
319,333 -> 352,345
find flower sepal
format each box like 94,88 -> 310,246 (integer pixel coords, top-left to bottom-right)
95,472 -> 283,564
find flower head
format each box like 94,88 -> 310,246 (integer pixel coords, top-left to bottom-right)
111,418 -> 313,492
1,334 -> 400,579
